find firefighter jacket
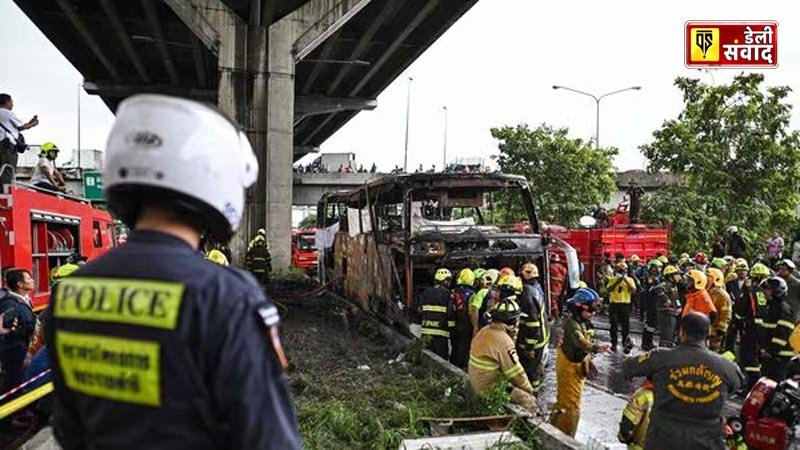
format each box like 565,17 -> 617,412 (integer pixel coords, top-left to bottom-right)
469,322 -> 533,395
642,277 -> 666,316
470,288 -> 490,329
45,231 -> 300,450
682,289 -> 717,323
549,263 -> 567,311
420,285 -> 455,338
764,297 -> 796,359
784,275 -> 800,322
727,278 -> 750,322
618,383 -> 653,450
622,342 -> 743,449
561,316 -> 599,364
708,287 -> 732,335
518,282 -> 548,355
245,236 -> 272,277
748,286 -> 771,344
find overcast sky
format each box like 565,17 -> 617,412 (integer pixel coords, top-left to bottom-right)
2,0 -> 798,171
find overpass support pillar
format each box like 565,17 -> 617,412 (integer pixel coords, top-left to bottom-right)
167,0 -> 369,268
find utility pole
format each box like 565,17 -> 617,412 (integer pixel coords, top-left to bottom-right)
552,85 -> 642,149
442,106 -> 448,170
403,77 -> 413,172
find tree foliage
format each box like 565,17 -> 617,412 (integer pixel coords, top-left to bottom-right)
640,73 -> 800,254
299,214 -> 317,229
491,124 -> 618,226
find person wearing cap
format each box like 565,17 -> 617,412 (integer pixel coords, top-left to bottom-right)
622,312 -> 743,450
420,268 -> 455,360
725,259 -> 750,353
44,95 -> 300,449
517,262 -> 548,391
449,268 -> 476,368
726,226 -> 747,259
776,259 -> 800,322
468,298 -> 538,413
550,288 -> 611,436
245,228 -> 272,286
706,268 -> 731,353
761,277 -> 796,381
30,142 -> 65,192
607,261 -> 637,353
693,252 -> 708,273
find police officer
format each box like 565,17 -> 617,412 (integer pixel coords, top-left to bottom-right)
45,95 -> 300,449
245,228 -> 272,285
420,268 -> 455,360
469,298 -> 538,413
517,262 -> 548,392
623,313 -> 743,450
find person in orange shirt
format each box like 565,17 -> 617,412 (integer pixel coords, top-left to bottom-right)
682,269 -> 718,325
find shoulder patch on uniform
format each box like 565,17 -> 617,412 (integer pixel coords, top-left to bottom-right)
508,348 -> 519,365
54,277 -> 185,330
258,305 -> 280,327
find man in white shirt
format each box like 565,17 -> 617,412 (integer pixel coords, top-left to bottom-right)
0,94 -> 39,186
30,142 -> 65,192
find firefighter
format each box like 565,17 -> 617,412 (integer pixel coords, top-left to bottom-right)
607,261 -> 637,353
617,377 -> 654,450
45,95 -> 300,449
517,262 -> 548,392
693,251 -> 708,272
640,259 -> 664,351
737,262 -> 771,390
470,269 -> 499,333
775,259 -> 800,322
629,254 -> 644,319
450,268 -> 475,368
468,298 -> 538,413
550,288 -> 611,437
549,253 -> 567,316
761,276 -> 796,381
682,269 -> 717,322
706,268 -> 731,352
245,228 -> 272,286
725,259 -> 750,353
663,264 -> 685,346
206,249 -> 230,266
420,268 -> 454,360
622,312 -> 743,450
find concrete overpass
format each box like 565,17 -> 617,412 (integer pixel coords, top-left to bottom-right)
13,0 -> 480,266
292,172 -> 381,205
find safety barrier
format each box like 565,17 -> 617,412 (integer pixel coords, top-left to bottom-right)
0,370 -> 53,420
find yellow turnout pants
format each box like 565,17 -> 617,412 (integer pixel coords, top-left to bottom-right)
549,348 -> 586,437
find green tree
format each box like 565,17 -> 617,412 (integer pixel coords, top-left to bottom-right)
299,213 -> 317,229
491,124 -> 618,226
640,73 -> 800,254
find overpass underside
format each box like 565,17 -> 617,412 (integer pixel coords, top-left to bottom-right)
14,0 -> 478,267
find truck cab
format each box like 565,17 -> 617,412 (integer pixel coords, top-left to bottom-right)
291,228 -> 318,272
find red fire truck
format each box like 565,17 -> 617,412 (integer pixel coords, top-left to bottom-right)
0,185 -> 116,311
291,228 -> 318,272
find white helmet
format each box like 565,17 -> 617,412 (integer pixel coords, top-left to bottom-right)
104,95 -> 258,242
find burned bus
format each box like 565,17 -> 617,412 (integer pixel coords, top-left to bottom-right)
316,172 -> 579,328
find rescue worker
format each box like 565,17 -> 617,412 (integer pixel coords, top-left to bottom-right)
245,228 -> 272,286
206,248 -> 230,266
468,299 -> 538,413
472,268 -> 486,291
549,253 -> 567,317
45,95 -> 301,449
640,259 -> 665,351
51,253 -> 86,282
420,268 -> 455,360
725,259 -> 750,353
710,257 -> 726,271
550,288 -> 611,437
617,377 -> 654,450
761,276 -> 795,381
776,259 -> 800,321
607,261 -> 637,353
622,312 -> 743,450
470,269 -> 499,333
737,262 -> 771,390
31,142 -> 66,192
663,264 -> 685,346
694,251 -> 708,272
682,269 -> 717,323
597,253 -> 614,304
450,268 -> 475,368
517,262 -> 548,392
706,268 -> 731,353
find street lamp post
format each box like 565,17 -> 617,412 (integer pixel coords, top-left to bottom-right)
403,77 -> 413,173
442,106 -> 448,171
552,85 -> 641,149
